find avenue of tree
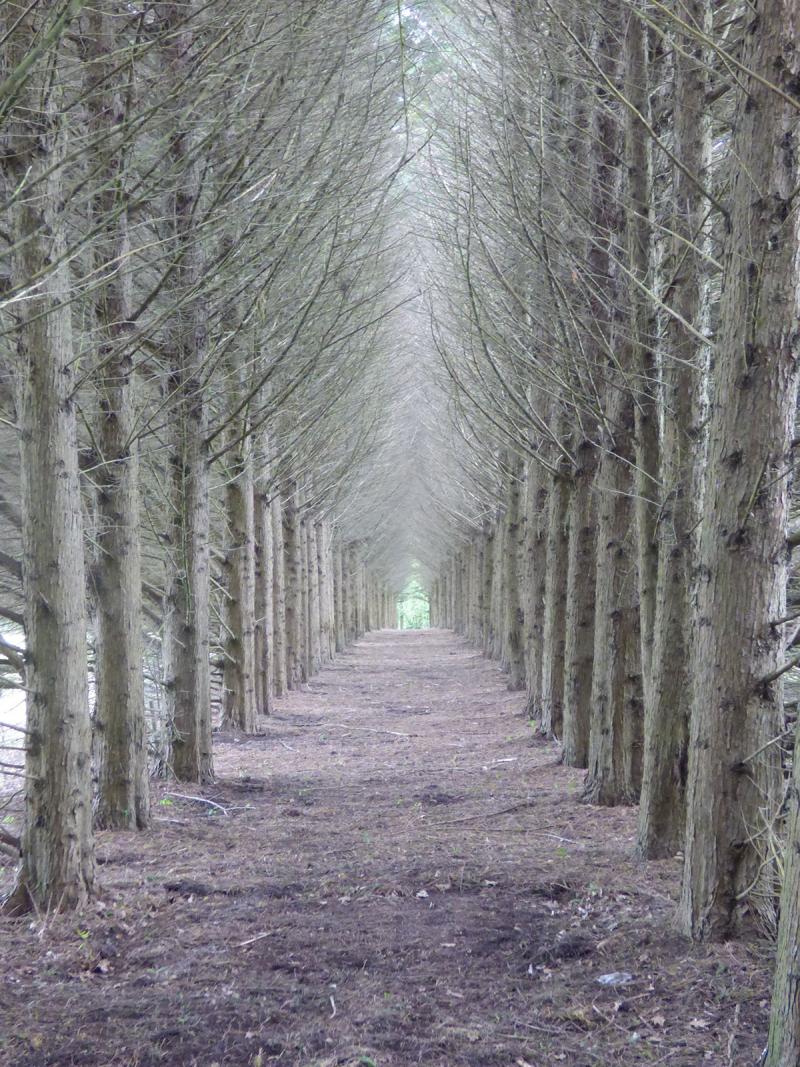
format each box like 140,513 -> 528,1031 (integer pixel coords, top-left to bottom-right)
2,1 -> 800,1062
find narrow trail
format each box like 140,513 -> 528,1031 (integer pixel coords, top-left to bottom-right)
3,632 -> 769,1066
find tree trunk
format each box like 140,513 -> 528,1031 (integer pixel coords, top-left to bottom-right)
540,469 -> 570,738
308,521 -> 321,675
563,439 -> 598,768
283,485 -> 303,688
254,480 -> 274,716
504,461 -> 526,688
163,2 -> 212,783
84,7 -> 148,830
271,494 -> 287,697
299,516 -> 310,679
222,434 -> 258,733
349,545 -> 360,639
3,4 -> 94,908
637,0 -> 710,858
478,527 -> 489,650
766,724 -> 800,1065
625,5 -> 659,702
317,523 -> 332,662
583,387 -> 639,806
681,0 -> 800,940
334,539 -> 346,651
524,460 -> 548,719
581,6 -> 642,807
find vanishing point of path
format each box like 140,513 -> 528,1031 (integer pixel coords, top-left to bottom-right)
2,631 -> 772,1066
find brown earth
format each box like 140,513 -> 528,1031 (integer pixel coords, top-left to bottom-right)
0,629 -> 773,1066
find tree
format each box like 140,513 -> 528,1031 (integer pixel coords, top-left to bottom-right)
681,0 -> 800,941
1,1 -> 95,910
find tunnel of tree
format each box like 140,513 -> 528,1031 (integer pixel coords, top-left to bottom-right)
2,1 -> 800,1064
397,576 -> 430,630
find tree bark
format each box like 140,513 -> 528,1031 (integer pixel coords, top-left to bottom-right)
3,3 -> 95,908
540,468 -> 570,739
625,5 -> 659,702
254,479 -> 274,716
583,387 -> 639,806
637,0 -> 710,858
283,486 -> 303,688
163,1 -> 212,783
271,494 -> 287,697
503,461 -> 526,688
767,724 -> 800,1065
581,5 -> 642,806
681,0 -> 800,940
83,7 -> 148,830
334,539 -> 346,651
308,521 -> 321,675
317,522 -> 333,662
524,460 -> 548,719
222,433 -> 258,733
301,516 -> 312,677
563,438 -> 597,768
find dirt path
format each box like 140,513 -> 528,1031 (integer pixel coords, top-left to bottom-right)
1,630 -> 772,1066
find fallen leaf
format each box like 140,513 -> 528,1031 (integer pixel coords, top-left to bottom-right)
651,1013 -> 666,1028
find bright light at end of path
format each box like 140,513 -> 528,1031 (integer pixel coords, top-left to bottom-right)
397,576 -> 430,629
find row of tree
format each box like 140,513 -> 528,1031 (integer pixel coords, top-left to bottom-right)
412,1 -> 800,1061
4,0 -> 800,1059
0,1 -> 404,912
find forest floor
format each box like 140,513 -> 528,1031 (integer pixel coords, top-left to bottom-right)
0,629 -> 774,1067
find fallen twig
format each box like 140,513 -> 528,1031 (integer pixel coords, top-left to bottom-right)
238,932 -> 272,947
163,792 -> 229,815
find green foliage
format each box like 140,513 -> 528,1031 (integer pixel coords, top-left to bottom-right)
397,577 -> 430,629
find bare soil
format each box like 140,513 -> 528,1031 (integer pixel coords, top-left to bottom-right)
0,630 -> 773,1066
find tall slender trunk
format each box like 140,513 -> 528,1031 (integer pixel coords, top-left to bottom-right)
334,539 -> 346,651
581,7 -> 642,806
284,484 -> 303,688
222,432 -> 258,733
84,8 -> 148,829
3,4 -> 94,908
163,3 -> 212,783
308,521 -> 321,675
503,458 -> 529,682
299,515 -> 310,680
482,527 -> 494,648
349,545 -> 360,639
165,375 -> 211,780
319,522 -> 334,660
254,478 -> 274,716
767,724 -> 800,1064
637,0 -> 710,858
625,5 -> 659,700
524,460 -> 548,718
681,0 -> 800,940
562,438 -> 598,767
271,494 -> 287,697
540,462 -> 570,738
583,385 -> 639,806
